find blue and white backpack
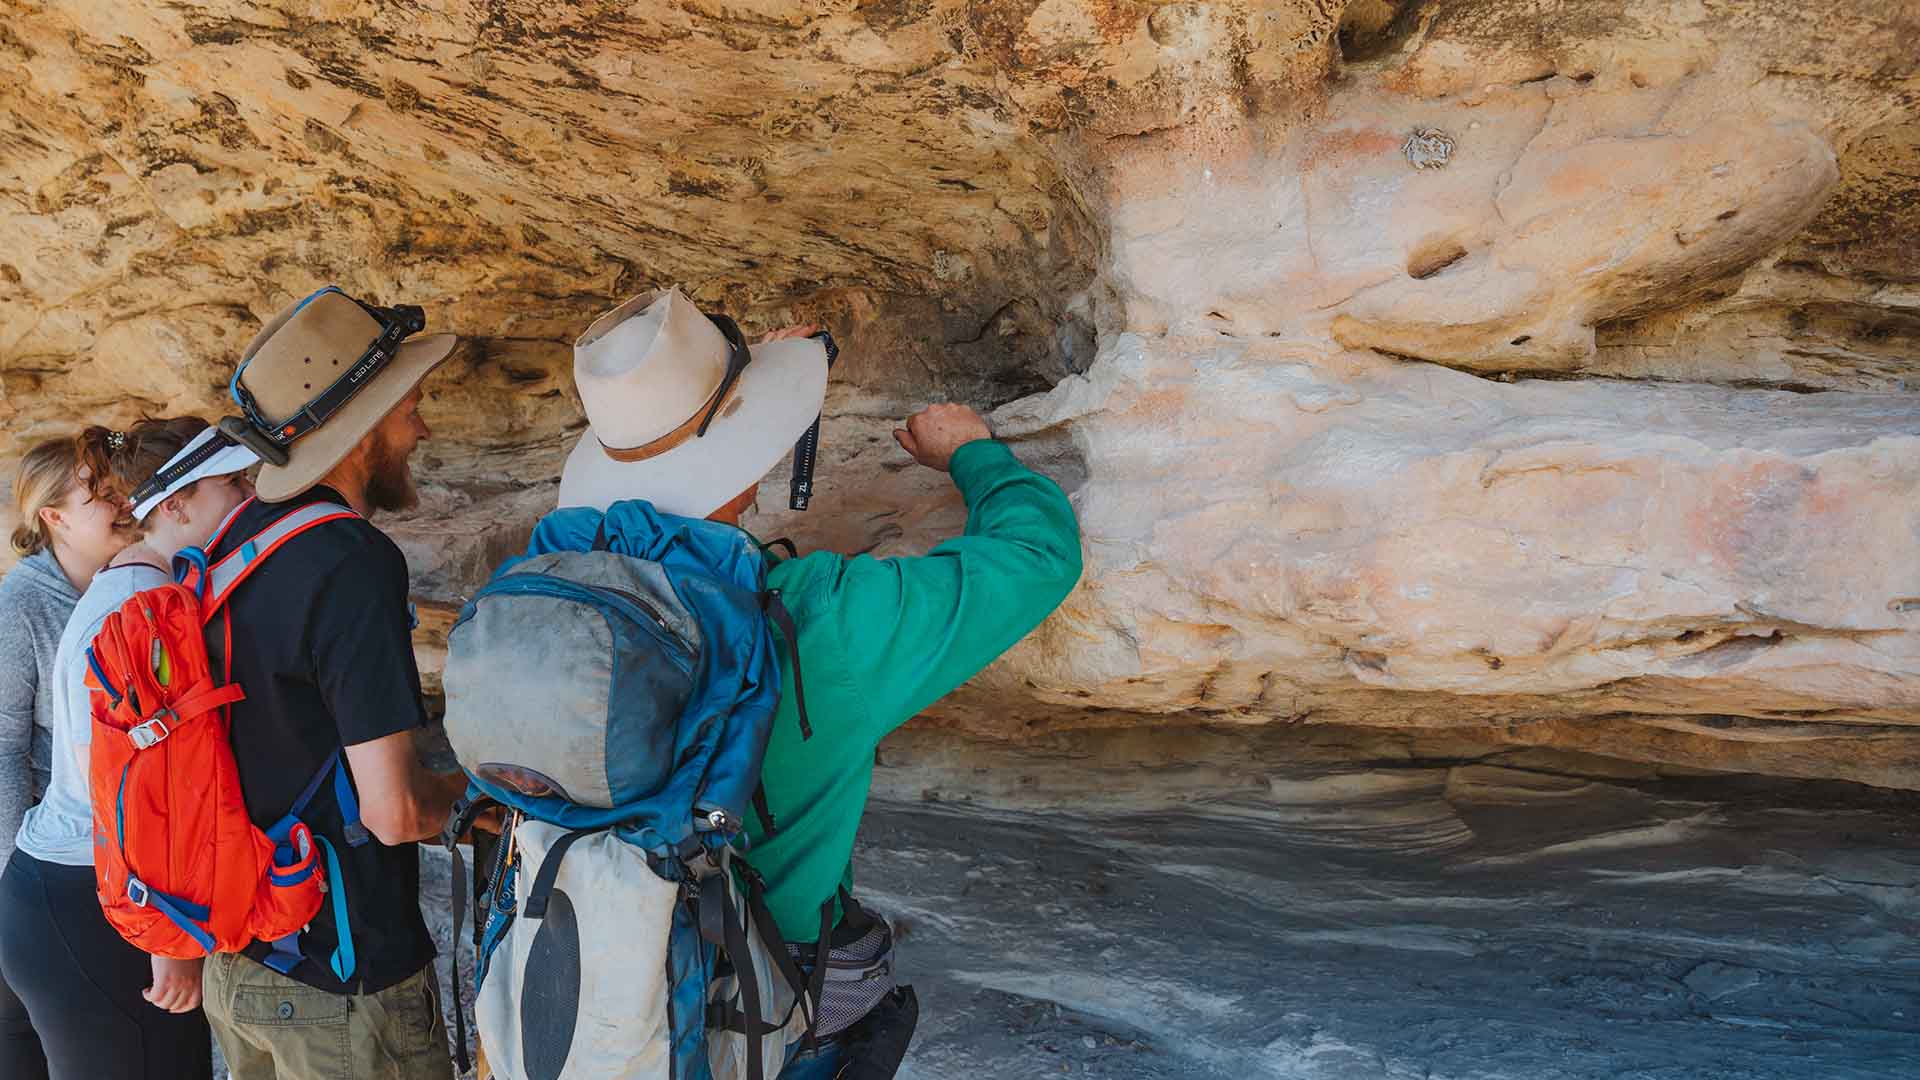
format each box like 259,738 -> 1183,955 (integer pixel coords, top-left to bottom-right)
442,500 -> 815,1080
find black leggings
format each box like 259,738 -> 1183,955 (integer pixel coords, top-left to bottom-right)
0,930 -> 47,1080
0,849 -> 212,1080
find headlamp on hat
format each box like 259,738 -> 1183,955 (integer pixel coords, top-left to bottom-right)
227,287 -> 427,455
217,286 -> 457,503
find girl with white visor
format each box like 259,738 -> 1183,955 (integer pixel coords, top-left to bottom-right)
0,418 -> 256,1080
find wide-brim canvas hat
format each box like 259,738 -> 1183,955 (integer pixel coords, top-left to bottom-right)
230,286 -> 458,502
557,288 -> 829,518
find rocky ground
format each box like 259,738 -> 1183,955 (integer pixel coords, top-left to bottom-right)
403,725 -> 1920,1080
870,789 -> 1920,1079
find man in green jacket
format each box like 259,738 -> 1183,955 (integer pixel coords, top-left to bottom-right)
553,289 -> 1083,1076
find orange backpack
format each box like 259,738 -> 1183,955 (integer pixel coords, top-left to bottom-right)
85,499 -> 367,976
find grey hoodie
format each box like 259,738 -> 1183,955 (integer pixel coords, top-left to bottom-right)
0,549 -> 81,863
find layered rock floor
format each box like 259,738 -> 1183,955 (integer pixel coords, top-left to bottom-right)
863,727 -> 1920,1079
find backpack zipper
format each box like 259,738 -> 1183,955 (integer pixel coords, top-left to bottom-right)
469,574 -> 693,671
599,586 -> 670,634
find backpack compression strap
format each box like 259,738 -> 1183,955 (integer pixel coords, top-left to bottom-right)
439,795 -> 500,1075
697,849 -> 814,1080
258,747 -> 367,982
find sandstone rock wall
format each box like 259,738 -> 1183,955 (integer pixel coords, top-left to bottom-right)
4,1 -> 1917,785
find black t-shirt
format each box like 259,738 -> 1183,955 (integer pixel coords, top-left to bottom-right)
209,486 -> 433,994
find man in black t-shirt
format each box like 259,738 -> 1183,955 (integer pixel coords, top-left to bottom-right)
199,288 -> 468,1080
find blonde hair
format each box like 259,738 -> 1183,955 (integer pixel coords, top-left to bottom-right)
10,437 -> 83,557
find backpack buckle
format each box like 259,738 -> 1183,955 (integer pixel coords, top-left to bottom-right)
127,711 -> 176,750
127,877 -> 151,907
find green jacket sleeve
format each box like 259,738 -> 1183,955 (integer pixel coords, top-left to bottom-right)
802,438 -> 1082,743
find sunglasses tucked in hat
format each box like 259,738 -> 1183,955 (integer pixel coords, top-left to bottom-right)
557,288 -> 830,519
226,286 -> 457,502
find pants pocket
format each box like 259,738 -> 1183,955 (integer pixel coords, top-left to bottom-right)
230,983 -> 352,1028
373,970 -> 452,1078
405,975 -> 447,1056
225,979 -> 352,1080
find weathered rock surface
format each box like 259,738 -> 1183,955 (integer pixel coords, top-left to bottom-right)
744,341 -> 1920,789
4,1 -> 1919,786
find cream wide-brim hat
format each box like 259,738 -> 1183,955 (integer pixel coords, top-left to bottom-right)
237,288 -> 457,503
557,288 -> 829,518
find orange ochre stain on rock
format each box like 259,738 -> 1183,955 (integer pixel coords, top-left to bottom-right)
1303,126 -> 1406,171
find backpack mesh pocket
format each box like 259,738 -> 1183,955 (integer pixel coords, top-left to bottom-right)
796,919 -> 896,1039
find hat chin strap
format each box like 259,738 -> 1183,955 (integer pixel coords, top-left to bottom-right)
597,376 -> 741,463
786,330 -> 839,511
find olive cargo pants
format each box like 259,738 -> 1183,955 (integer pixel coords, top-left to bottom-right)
203,953 -> 453,1080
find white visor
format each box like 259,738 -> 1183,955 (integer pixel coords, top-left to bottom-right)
131,427 -> 261,522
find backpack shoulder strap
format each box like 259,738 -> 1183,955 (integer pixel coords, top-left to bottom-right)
199,502 -> 359,617
760,589 -> 812,740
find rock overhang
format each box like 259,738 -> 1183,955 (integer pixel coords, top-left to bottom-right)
3,0 -> 1918,786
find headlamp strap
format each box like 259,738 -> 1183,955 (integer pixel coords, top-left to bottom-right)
129,429 -> 241,510
230,294 -> 426,452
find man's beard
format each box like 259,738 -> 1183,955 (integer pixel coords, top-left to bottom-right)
363,431 -> 419,514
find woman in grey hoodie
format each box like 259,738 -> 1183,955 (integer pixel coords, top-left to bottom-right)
0,434 -> 128,1079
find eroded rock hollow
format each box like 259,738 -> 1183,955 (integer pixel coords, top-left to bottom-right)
4,0 -> 1917,787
